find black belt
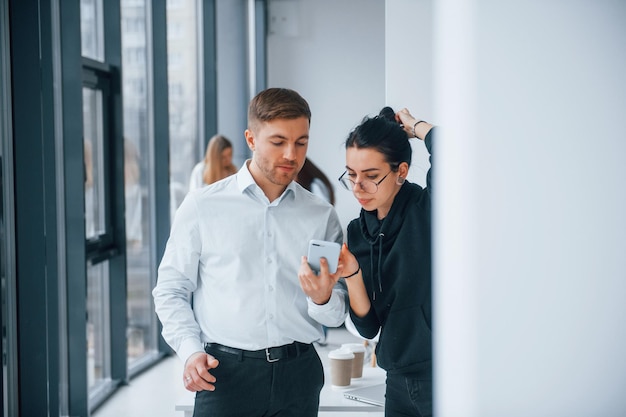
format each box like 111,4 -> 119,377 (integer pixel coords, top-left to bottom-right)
204,341 -> 311,363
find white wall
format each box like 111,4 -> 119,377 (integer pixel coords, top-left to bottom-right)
216,0 -> 249,163
427,1 -> 625,416
385,0 -> 434,187
266,0 -> 385,231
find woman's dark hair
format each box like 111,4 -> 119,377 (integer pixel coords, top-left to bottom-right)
345,106 -> 412,169
296,158 -> 336,205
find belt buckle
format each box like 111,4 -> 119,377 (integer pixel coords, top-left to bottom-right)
265,347 -> 280,363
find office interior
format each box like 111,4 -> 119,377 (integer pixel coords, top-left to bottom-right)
1,0 -> 625,416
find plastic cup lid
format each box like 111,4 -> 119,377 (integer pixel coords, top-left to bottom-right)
341,343 -> 366,353
328,348 -> 354,360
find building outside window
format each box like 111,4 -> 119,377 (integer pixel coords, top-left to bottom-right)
121,0 -> 159,371
167,0 -> 201,219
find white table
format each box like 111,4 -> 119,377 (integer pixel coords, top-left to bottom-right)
318,366 -> 386,413
175,366 -> 385,416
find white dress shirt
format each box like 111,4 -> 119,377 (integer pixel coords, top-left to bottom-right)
153,161 -> 348,363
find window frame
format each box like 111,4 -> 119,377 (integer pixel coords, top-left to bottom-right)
82,59 -> 118,261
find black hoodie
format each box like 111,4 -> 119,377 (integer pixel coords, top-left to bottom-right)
347,129 -> 434,377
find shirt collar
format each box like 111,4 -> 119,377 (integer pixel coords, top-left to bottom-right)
236,160 -> 257,193
236,160 -> 296,203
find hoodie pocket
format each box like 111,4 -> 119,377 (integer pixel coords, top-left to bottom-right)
377,304 -> 432,370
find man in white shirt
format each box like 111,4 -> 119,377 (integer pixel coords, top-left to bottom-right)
153,88 -> 348,416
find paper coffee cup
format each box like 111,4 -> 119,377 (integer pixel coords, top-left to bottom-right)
328,349 -> 354,387
341,343 -> 366,378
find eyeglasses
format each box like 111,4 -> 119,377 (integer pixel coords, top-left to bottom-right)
338,171 -> 392,194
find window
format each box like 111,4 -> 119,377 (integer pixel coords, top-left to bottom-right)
168,82 -> 184,99
121,0 -> 159,370
80,0 -> 104,61
167,0 -> 183,10
86,260 -> 111,392
167,21 -> 184,40
81,1 -> 124,408
123,17 -> 144,34
82,75 -> 115,254
167,0 -> 201,217
82,74 -> 116,406
83,87 -> 107,241
168,51 -> 183,68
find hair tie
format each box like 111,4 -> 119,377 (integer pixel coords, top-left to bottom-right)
341,266 -> 361,279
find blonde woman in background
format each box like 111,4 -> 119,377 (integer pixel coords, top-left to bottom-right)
189,134 -> 237,191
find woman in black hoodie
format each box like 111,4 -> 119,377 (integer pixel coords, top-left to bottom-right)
338,107 -> 434,417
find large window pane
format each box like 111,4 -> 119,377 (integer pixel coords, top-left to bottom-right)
167,0 -> 201,220
83,87 -> 106,240
86,260 -> 111,394
80,0 -> 104,61
121,0 -> 158,369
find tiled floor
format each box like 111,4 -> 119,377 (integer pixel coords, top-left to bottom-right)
93,326 -> 383,417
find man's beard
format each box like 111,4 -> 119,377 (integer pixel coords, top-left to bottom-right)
253,156 -> 300,186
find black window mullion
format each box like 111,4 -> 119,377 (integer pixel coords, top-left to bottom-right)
100,0 -> 127,388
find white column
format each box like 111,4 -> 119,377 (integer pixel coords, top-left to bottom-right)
433,1 -> 626,416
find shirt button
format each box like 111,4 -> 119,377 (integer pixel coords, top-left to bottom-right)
268,285 -> 274,291
267,258 -> 272,264
269,314 -> 274,320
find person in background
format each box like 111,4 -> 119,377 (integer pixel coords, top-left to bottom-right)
296,157 -> 336,205
188,134 -> 237,191
300,106 -> 435,416
153,88 -> 348,417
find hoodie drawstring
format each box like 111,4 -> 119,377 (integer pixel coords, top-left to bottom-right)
377,233 -> 384,293
368,232 -> 384,300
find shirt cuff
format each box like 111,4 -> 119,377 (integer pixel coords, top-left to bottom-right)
177,337 -> 206,364
307,290 -> 348,328
307,290 -> 338,311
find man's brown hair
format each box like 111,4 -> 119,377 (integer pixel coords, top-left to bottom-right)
248,88 -> 311,130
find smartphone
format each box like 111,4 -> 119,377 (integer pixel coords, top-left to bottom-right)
307,239 -> 341,274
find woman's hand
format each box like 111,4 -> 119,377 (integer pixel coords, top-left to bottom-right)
339,243 -> 360,278
395,108 -> 431,140
339,243 -> 372,317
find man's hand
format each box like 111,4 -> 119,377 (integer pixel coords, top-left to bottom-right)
183,352 -> 220,392
298,256 -> 341,305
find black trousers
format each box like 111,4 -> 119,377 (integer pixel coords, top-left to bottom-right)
385,373 -> 432,417
193,344 -> 324,417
